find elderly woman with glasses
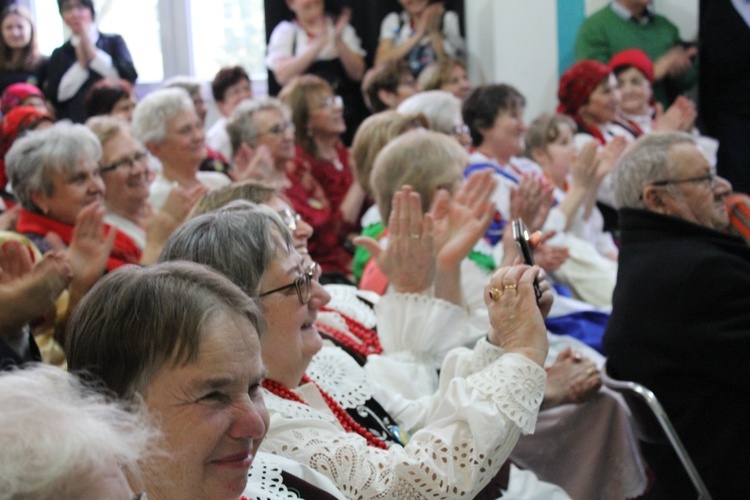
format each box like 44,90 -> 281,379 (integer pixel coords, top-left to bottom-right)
86,116 -> 205,262
159,188 -> 558,498
66,261 -> 347,499
279,75 -> 365,282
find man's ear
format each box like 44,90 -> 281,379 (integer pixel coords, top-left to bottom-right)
377,89 -> 397,110
641,185 -> 668,213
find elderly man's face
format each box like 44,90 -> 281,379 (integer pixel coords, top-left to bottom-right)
655,143 -> 730,231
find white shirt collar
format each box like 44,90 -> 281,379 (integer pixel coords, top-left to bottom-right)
611,1 -> 654,25
70,24 -> 100,47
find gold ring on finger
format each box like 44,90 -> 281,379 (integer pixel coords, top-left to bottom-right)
488,287 -> 502,301
503,283 -> 518,290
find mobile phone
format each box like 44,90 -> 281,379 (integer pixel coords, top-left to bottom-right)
511,219 -> 542,301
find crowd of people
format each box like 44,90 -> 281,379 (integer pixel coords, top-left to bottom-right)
0,0 -> 747,498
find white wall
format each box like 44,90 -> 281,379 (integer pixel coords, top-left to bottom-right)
466,0 -> 698,121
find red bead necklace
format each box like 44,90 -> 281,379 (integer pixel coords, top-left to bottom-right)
317,307 -> 382,357
262,376 -> 389,450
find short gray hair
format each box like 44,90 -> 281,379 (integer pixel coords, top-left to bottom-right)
131,88 -> 194,145
161,75 -> 203,97
397,90 -> 462,134
159,203 -> 293,298
66,261 -> 266,400
0,364 -> 156,498
614,131 -> 697,209
226,97 -> 290,156
6,121 -> 102,211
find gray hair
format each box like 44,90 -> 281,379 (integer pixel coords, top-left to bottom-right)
86,115 -> 132,146
397,90 -> 462,134
5,121 -> 102,211
613,131 -> 697,209
66,261 -> 267,400
161,75 -> 203,97
159,203 -> 293,298
226,97 -> 290,156
0,364 -> 156,498
131,88 -> 194,145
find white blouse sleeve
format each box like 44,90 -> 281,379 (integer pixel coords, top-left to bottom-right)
379,12 -> 401,42
265,21 -> 297,68
341,23 -> 366,56
261,350 -> 546,499
440,11 -> 466,59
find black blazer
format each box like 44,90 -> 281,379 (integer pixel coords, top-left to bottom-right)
45,32 -> 137,123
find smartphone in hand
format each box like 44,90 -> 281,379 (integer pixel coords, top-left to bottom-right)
511,219 -> 543,301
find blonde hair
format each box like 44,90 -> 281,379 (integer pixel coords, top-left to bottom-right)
524,113 -> 576,159
351,111 -> 428,194
371,129 -> 467,222
417,58 -> 467,92
191,181 -> 277,218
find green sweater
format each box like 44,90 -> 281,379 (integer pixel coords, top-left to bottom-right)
574,5 -> 697,107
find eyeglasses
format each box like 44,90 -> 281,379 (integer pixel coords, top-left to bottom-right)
318,95 -> 343,109
259,262 -> 318,304
277,208 -> 302,231
650,173 -> 715,190
260,121 -> 295,136
99,151 -> 148,175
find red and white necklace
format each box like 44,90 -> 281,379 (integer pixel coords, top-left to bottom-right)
263,375 -> 388,450
316,307 -> 382,358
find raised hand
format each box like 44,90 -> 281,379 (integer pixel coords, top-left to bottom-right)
353,186 -> 436,294
0,206 -> 20,231
67,202 -> 116,296
431,170 -> 495,270
653,95 -> 697,132
142,184 -> 207,264
569,140 -> 598,191
484,264 -> 549,366
237,144 -> 276,183
595,135 -> 627,183
334,7 -> 352,39
511,175 -> 554,232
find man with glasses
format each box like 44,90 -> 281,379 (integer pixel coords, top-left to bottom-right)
603,131 -> 750,498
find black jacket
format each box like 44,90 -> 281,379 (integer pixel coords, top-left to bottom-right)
45,32 -> 137,123
603,208 -> 750,498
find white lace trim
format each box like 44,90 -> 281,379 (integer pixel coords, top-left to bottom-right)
247,455 -> 298,500
323,284 -> 378,328
467,353 -> 546,434
308,347 -> 374,409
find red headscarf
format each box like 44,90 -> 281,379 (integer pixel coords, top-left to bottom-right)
557,60 -> 611,117
609,48 -> 654,83
0,106 -> 54,192
0,83 -> 44,115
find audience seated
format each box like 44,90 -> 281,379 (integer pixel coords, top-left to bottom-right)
0,364 -> 155,498
66,261 -> 347,499
159,199 -> 565,498
206,66 -> 253,161
603,132 -> 748,498
45,0 -> 137,123
0,5 -> 733,499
